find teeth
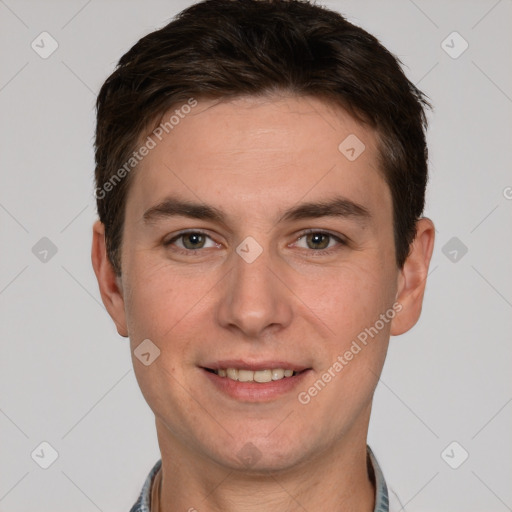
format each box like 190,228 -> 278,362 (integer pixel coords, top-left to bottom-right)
226,368 -> 238,380
271,369 -> 284,380
238,369 -> 253,382
214,368 -> 297,382
254,369 -> 272,383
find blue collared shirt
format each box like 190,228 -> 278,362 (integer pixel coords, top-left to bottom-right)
130,446 -> 404,512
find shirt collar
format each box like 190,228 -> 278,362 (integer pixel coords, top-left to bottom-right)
129,458 -> 161,512
368,445 -> 390,512
130,446 -> 389,512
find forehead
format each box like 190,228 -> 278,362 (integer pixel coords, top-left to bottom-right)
126,95 -> 391,223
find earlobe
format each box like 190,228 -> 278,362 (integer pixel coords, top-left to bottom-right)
91,220 -> 129,337
390,217 -> 435,336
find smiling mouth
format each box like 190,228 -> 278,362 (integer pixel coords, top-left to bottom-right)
203,368 -> 306,383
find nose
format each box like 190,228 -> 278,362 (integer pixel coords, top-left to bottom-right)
216,243 -> 293,339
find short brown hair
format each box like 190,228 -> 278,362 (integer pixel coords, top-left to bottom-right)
94,0 -> 430,275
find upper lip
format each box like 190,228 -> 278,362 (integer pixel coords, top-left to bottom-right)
201,360 -> 311,372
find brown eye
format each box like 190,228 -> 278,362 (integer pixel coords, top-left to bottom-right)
165,231 -> 218,251
181,233 -> 206,249
292,231 -> 346,252
305,233 -> 331,250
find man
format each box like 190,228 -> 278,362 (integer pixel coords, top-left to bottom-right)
91,0 -> 435,510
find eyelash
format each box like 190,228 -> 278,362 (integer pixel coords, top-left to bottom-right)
163,229 -> 347,256
163,230 -> 219,256
295,229 -> 348,255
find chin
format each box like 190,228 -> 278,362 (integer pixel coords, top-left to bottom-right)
210,436 -> 313,474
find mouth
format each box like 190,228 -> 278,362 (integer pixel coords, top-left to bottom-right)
200,361 -> 312,402
203,367 -> 303,382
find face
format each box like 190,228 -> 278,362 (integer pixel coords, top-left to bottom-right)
93,95 -> 433,473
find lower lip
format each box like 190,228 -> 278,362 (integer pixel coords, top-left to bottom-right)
202,368 -> 311,402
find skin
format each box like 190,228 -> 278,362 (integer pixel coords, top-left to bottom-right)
92,95 -> 435,512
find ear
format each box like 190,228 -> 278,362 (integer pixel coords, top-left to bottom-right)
91,220 -> 129,337
390,217 -> 435,336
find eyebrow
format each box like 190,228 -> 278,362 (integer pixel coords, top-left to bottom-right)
277,197 -> 371,223
142,196 -> 371,225
143,198 -> 225,224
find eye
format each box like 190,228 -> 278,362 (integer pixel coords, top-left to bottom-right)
293,231 -> 346,251
165,231 -> 219,251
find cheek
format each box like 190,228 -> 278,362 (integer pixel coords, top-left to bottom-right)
123,257 -> 219,349
296,262 -> 393,342
123,263 -> 202,410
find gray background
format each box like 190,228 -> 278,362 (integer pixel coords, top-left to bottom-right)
1,0 -> 511,510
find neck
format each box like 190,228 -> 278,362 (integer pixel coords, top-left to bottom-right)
155,420 -> 375,512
